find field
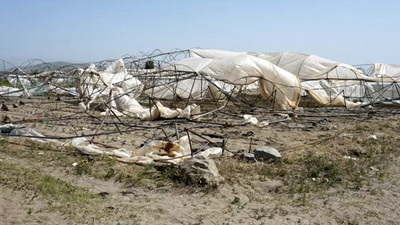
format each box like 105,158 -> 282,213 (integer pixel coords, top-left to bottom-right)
1,98 -> 400,224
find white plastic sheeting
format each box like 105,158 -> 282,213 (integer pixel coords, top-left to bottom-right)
144,76 -> 208,100
7,76 -> 31,88
252,52 -> 375,106
243,114 -> 269,127
358,63 -> 400,100
77,59 -> 144,109
252,52 -> 368,80
1,124 -> 62,144
186,49 -> 373,107
70,135 -> 221,164
0,86 -> 23,96
102,88 -> 201,120
1,123 -> 223,165
368,63 -> 400,79
2,72 -> 78,97
72,137 -> 133,158
301,81 -> 360,107
166,49 -> 302,110
77,59 -> 200,121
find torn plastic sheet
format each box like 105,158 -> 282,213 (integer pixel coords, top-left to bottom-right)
2,124 -> 225,165
190,50 -> 375,107
252,52 -> 369,80
367,63 -> 400,79
0,86 -> 23,97
168,50 -> 301,110
158,50 -> 301,110
243,114 -> 269,127
70,135 -> 220,164
0,124 -> 20,133
144,77 -> 208,100
71,137 -> 131,157
102,88 -> 201,121
2,124 -> 62,144
7,76 -> 31,88
301,80 -> 361,107
77,59 -> 144,109
195,147 -> 223,158
253,52 -> 378,106
131,135 -> 224,164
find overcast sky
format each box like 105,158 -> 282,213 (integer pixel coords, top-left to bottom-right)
1,0 -> 399,65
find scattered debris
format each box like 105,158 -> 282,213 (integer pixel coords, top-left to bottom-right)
370,166 -> 380,172
2,49 -> 400,195
195,147 -> 223,158
242,131 -> 254,137
344,156 -> 358,161
243,115 -> 269,127
87,155 -> 94,162
254,146 -> 282,161
368,134 -> 377,140
98,192 -> 110,199
180,156 -> 224,187
241,152 -> 256,162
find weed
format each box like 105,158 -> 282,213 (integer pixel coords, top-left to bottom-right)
74,160 -> 92,175
103,168 -> 115,180
0,138 -> 8,149
231,196 -> 240,205
300,152 -> 341,186
0,161 -> 98,218
355,123 -> 373,132
254,207 -> 268,220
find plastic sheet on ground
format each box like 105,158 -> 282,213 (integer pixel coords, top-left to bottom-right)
132,136 -> 191,164
102,88 -> 201,121
1,124 -> 226,165
195,147 -> 223,158
70,135 -> 221,165
243,114 -> 269,127
1,123 -> 62,144
71,137 -> 131,157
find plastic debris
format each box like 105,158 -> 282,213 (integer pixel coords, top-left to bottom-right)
368,135 -> 377,140
254,146 -> 282,161
195,147 -> 223,158
243,115 -> 269,127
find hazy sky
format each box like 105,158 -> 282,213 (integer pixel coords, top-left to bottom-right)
1,0 -> 399,65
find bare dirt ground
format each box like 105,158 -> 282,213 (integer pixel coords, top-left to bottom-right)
1,98 -> 400,224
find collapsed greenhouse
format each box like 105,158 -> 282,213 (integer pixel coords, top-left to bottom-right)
1,49 -> 400,167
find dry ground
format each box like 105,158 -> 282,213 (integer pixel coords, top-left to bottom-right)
1,99 -> 400,224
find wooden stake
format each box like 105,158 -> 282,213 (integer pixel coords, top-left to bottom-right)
249,137 -> 253,153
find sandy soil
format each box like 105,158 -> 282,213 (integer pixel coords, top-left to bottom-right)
0,186 -> 68,224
